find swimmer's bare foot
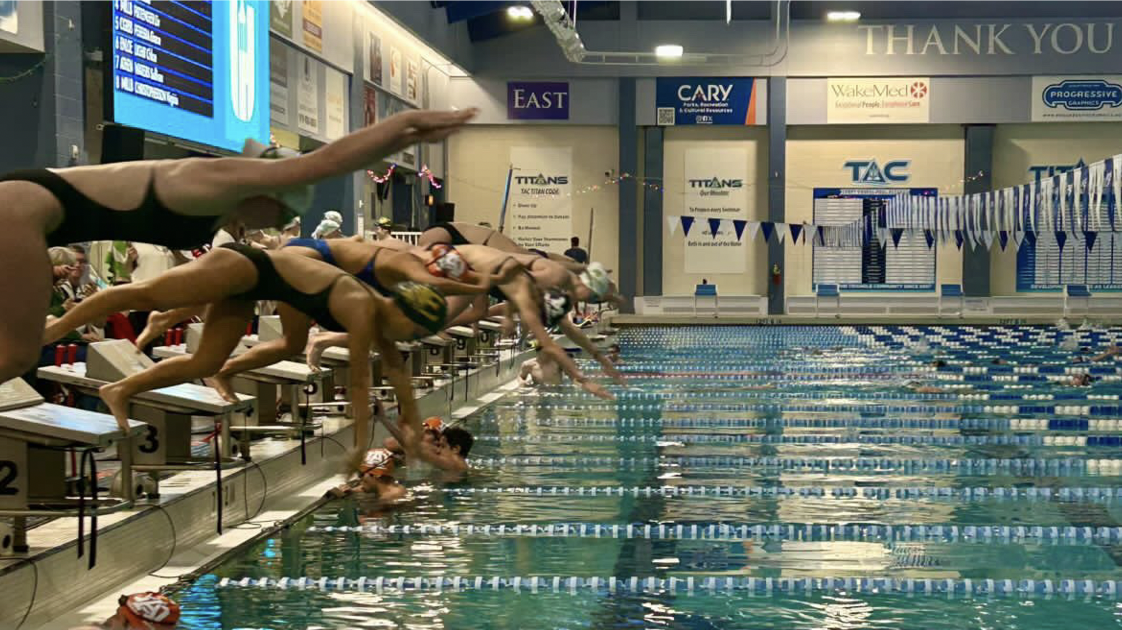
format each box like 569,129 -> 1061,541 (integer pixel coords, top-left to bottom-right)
136,310 -> 175,349
99,382 -> 131,432
208,374 -> 239,403
305,340 -> 325,371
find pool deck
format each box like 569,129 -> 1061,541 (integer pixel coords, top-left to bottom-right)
1,345 -> 535,630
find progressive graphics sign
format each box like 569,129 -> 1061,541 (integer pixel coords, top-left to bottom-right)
655,78 -> 763,125
1032,76 -> 1122,121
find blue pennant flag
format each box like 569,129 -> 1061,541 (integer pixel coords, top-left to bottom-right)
923,230 -> 935,249
708,218 -> 722,239
761,222 -> 774,242
998,231 -> 1009,251
732,219 -> 747,241
954,230 -> 964,250
1055,231 -> 1067,252
790,223 -> 803,244
1086,230 -> 1098,251
890,228 -> 904,248
680,216 -> 695,236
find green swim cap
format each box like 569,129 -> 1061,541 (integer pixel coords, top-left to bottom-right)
392,282 -> 448,334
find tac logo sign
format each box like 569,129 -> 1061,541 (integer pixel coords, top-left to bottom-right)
1033,76 -> 1122,121
230,0 -> 256,122
514,173 -> 569,186
844,160 -> 911,186
1042,79 -> 1122,110
507,82 -> 570,120
1028,158 -> 1086,182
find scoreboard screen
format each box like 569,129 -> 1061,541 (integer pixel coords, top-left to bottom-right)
110,0 -> 268,152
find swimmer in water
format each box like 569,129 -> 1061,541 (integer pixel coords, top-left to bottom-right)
67,592 -> 181,630
373,399 -> 472,474
1068,373 -> 1095,387
0,108 -> 476,385
607,343 -> 622,364
328,447 -> 406,500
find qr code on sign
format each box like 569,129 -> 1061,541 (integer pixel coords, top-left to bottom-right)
657,107 -> 675,126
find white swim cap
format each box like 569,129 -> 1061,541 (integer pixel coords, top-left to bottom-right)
313,219 -> 341,239
242,138 -> 314,218
324,210 -> 343,224
579,262 -> 611,301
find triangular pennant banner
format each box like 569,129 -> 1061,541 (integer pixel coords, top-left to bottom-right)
746,221 -> 760,242
760,222 -> 774,242
998,231 -> 1009,251
1024,230 -> 1037,246
668,215 -> 680,236
790,223 -> 803,244
924,229 -> 935,249
777,226 -> 787,243
982,230 -> 994,250
1086,230 -> 1098,251
1055,231 -> 1067,252
681,216 -> 695,237
954,230 -> 964,250
890,228 -> 904,248
708,218 -> 722,239
732,219 -> 747,241
816,225 -> 826,246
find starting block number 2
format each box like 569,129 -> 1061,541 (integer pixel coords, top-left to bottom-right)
0,437 -> 27,509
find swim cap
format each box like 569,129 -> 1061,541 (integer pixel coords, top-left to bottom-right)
376,216 -> 394,228
541,289 -> 572,327
118,592 -> 181,629
324,210 -> 343,224
282,216 -> 301,231
425,244 -> 472,281
579,262 -> 611,301
242,139 -> 314,221
312,218 -> 341,239
392,282 -> 448,334
422,417 -> 445,433
360,448 -> 395,477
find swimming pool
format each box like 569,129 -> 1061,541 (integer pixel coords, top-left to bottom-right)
168,325 -> 1122,628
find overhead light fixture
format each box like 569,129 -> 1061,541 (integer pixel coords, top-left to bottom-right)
507,5 -> 533,20
826,10 -> 861,22
655,44 -> 684,59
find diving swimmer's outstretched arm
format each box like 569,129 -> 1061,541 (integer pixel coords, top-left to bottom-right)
558,318 -> 625,384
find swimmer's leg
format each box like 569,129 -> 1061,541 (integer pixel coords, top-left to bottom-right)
100,301 -> 253,430
0,220 -> 51,381
44,248 -> 257,345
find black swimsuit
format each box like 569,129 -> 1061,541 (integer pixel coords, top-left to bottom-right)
426,222 -> 470,246
0,169 -> 219,248
222,243 -> 348,332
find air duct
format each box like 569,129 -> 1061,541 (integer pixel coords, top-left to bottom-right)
529,0 -> 790,67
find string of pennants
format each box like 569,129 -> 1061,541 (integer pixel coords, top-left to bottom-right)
882,152 -> 1121,252
668,152 -> 1122,253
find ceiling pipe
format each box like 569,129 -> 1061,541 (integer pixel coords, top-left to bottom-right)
529,0 -> 790,67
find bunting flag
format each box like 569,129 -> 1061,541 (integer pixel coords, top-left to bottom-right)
708,218 -> 722,239
1055,231 -> 1067,252
816,225 -> 826,246
667,215 -> 680,236
732,219 -> 747,241
923,229 -> 935,249
954,230 -> 964,250
1013,229 -> 1024,249
981,229 -> 994,250
890,228 -> 904,248
1024,230 -> 1037,246
1086,230 -> 1098,252
760,222 -> 774,243
777,226 -> 787,243
746,221 -> 760,242
790,223 -> 803,244
998,230 -> 1009,251
681,216 -> 695,237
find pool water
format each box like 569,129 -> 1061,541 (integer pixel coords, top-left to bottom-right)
169,325 -> 1122,628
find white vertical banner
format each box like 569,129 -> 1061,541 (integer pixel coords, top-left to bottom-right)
296,54 -> 320,135
683,146 -> 749,274
508,146 -> 573,253
324,66 -> 347,141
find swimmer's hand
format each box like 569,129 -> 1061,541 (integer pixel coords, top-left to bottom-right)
579,379 -> 614,400
399,109 -> 479,145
